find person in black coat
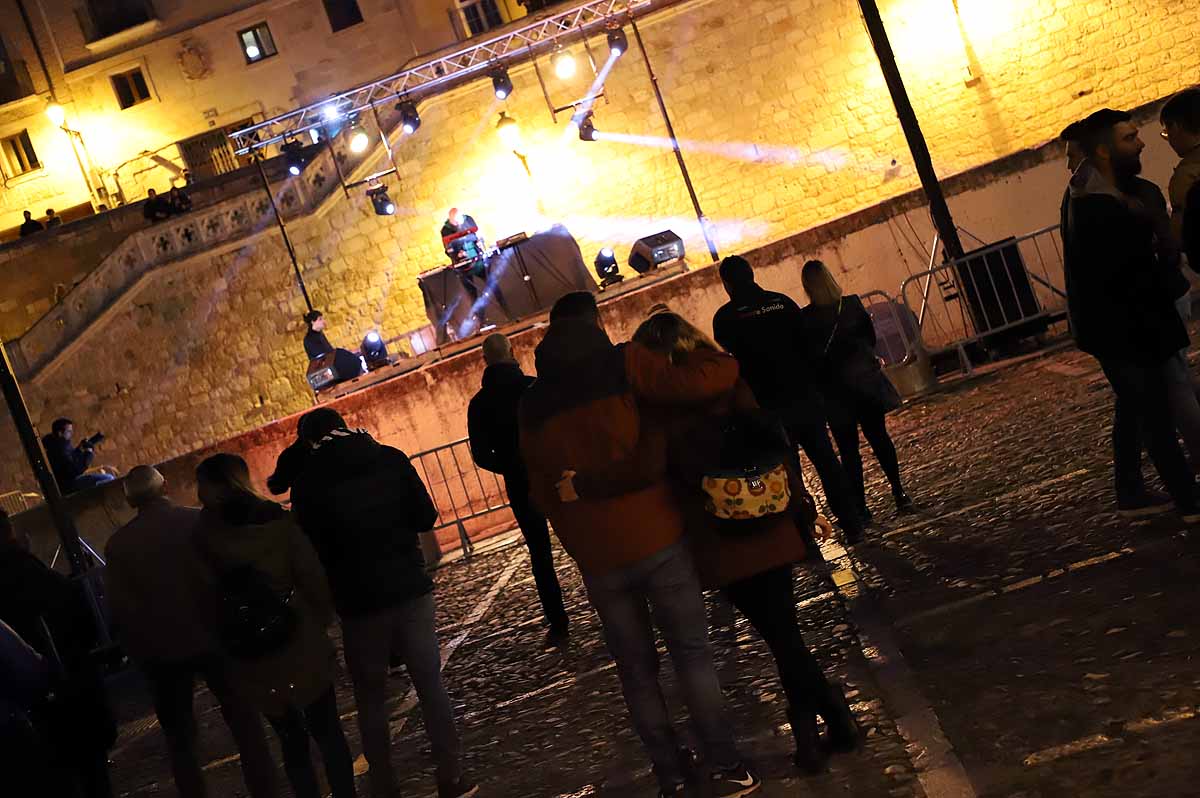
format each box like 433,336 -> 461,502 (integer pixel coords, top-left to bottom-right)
1064,108 -> 1198,519
712,256 -> 863,544
798,261 -> 912,521
467,333 -> 568,643
290,409 -> 476,798
42,418 -> 114,495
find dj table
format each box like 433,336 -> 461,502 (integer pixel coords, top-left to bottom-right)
418,224 -> 597,344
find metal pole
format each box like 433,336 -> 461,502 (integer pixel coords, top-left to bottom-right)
323,125 -> 351,198
0,338 -> 109,643
629,15 -> 719,263
255,155 -> 314,312
858,0 -> 965,262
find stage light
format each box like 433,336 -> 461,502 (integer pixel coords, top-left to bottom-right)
366,183 -> 395,216
575,110 -> 596,142
491,68 -> 513,100
321,103 -> 341,122
360,330 -> 389,368
281,140 -> 307,176
309,128 -> 322,145
398,100 -> 420,135
552,46 -> 576,80
348,120 -> 369,154
496,111 -> 522,152
607,28 -> 627,57
594,246 -> 623,286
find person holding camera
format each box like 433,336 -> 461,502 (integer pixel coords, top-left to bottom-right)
41,418 -> 115,495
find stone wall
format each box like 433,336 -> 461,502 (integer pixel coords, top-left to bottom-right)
1,0 -> 1198,497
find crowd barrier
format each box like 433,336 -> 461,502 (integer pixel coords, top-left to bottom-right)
410,437 -> 517,559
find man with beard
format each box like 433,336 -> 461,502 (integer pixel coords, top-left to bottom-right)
1064,108 -> 1199,520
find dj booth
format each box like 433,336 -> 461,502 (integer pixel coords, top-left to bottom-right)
418,224 -> 597,344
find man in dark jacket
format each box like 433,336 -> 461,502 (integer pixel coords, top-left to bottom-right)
1162,88 -> 1200,271
1065,108 -> 1198,519
42,418 -> 114,495
519,292 -> 761,798
467,333 -> 568,644
290,410 -> 476,798
18,210 -> 44,237
712,256 -> 863,542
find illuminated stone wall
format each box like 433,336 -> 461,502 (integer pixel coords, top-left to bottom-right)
1,0 -> 1199,495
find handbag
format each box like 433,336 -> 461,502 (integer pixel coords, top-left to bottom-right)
700,411 -> 793,525
823,298 -> 903,413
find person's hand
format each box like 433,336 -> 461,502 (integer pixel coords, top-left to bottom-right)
813,515 -> 835,541
556,470 -> 579,503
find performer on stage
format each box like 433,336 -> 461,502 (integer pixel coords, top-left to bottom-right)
441,208 -> 511,324
303,310 -> 334,359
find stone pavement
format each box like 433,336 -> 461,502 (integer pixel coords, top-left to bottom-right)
103,342 -> 1200,798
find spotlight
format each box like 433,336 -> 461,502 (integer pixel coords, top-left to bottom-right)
397,100 -> 420,135
552,46 -> 576,80
607,27 -> 627,57
366,183 -> 395,216
360,330 -> 390,368
281,140 -> 307,176
321,103 -> 342,122
491,67 -> 513,100
309,128 -> 322,145
575,109 -> 596,142
348,119 -> 369,154
594,246 -> 623,287
496,111 -> 522,152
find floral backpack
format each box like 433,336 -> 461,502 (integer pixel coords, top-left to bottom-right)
700,411 -> 794,527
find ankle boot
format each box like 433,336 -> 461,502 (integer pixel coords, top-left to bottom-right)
788,708 -> 828,774
893,488 -> 915,513
822,683 -> 860,754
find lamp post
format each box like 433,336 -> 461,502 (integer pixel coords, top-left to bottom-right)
857,0 -> 965,261
46,102 -> 102,209
496,111 -> 532,178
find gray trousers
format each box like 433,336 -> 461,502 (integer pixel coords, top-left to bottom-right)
1169,294 -> 1200,467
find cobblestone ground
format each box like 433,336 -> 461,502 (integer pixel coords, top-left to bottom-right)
104,341 -> 1200,798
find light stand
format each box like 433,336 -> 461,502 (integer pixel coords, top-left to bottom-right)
255,153 -> 314,312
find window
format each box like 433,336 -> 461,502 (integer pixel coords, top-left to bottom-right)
322,0 -> 363,32
238,22 -> 277,64
111,67 -> 151,109
0,38 -> 34,105
458,0 -> 504,37
2,130 -> 39,176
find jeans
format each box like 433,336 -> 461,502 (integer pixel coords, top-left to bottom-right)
265,686 -> 356,798
1168,294 -> 1200,466
584,544 -> 741,789
1099,356 -> 1195,507
723,566 -> 831,716
70,473 -> 116,493
828,410 -> 904,511
142,654 -> 278,798
785,420 -> 862,531
341,593 -> 463,798
506,476 -> 568,631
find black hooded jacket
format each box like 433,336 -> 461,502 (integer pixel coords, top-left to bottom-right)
467,362 -> 535,480
41,434 -> 93,493
290,429 -> 436,617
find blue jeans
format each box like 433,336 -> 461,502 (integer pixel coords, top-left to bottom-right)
584,544 -> 740,788
70,473 -> 115,493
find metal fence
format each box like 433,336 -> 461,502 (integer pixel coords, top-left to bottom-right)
0,490 -> 42,516
410,437 -> 514,559
899,224 -> 1067,361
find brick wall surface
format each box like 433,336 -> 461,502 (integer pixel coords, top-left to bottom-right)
1,0 -> 1198,496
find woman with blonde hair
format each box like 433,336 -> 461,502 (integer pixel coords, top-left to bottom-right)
570,310 -> 860,776
799,260 -> 912,521
194,453 -> 356,798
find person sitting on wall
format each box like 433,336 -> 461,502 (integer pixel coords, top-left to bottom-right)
168,187 -> 193,216
19,210 -> 44,237
41,418 -> 116,495
143,189 -> 172,224
44,209 -> 62,229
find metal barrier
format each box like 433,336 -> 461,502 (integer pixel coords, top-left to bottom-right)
0,490 -> 43,516
410,437 -> 513,559
899,224 -> 1067,368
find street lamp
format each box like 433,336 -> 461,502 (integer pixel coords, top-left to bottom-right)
44,100 -> 101,210
496,111 -> 531,179
45,102 -> 65,128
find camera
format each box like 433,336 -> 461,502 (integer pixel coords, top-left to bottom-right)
83,432 -> 106,448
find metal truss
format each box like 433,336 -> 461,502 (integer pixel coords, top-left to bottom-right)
230,0 -> 658,154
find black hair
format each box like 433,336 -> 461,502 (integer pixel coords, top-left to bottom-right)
549,291 -> 599,323
299,407 -> 347,444
51,418 -> 72,435
718,255 -> 755,289
1077,108 -> 1133,159
303,309 -> 323,328
1060,120 -> 1086,143
1161,89 -> 1200,134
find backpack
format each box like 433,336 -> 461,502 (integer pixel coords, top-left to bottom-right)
215,565 -> 296,661
700,410 -> 794,527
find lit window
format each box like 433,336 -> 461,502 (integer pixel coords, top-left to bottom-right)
239,22 -> 277,64
1,130 -> 39,176
322,0 -> 363,32
111,67 -> 151,110
458,0 -> 504,37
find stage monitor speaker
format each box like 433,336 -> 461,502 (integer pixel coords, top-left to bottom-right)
307,353 -> 339,391
629,230 -> 684,274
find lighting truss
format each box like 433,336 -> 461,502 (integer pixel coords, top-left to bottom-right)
229,0 -> 659,154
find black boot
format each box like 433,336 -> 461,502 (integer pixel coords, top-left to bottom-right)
788,708 -> 828,774
858,501 -> 874,525
893,489 -> 915,513
822,683 -> 860,754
